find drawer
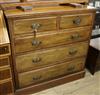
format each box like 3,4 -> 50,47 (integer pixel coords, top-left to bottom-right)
13,17 -> 56,35
0,45 -> 10,56
18,57 -> 86,88
0,57 -> 10,67
16,41 -> 88,73
0,81 -> 13,95
15,27 -> 91,54
0,68 -> 11,81
60,14 -> 93,29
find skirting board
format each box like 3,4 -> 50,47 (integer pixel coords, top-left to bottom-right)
15,70 -> 85,95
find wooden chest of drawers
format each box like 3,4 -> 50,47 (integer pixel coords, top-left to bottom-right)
1,2 -> 95,95
0,10 -> 14,95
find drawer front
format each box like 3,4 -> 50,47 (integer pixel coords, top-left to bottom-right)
0,68 -> 11,81
15,27 -> 91,54
0,57 -> 9,67
0,0 -> 19,3
18,57 -> 86,88
14,17 -> 56,35
16,41 -> 88,73
0,45 -> 10,56
60,14 -> 93,29
0,81 -> 13,95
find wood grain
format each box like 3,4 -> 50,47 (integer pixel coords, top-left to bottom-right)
16,41 -> 88,73
0,80 -> 13,95
14,17 -> 56,35
18,57 -> 85,88
15,26 -> 91,54
0,5 -> 95,19
0,10 -> 14,95
0,0 -> 19,3
0,56 -> 10,68
1,3 -> 95,95
21,0 -> 89,3
0,10 -> 9,45
60,14 -> 93,29
0,67 -> 11,81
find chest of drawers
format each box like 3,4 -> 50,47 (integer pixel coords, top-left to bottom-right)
1,3 -> 95,95
0,10 -> 14,95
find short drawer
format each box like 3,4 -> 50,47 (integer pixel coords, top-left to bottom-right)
0,45 -> 10,56
0,57 -> 10,67
13,17 -> 56,35
0,81 -> 13,95
60,14 -> 93,29
16,41 -> 88,73
15,27 -> 91,54
18,57 -> 86,88
0,68 -> 11,81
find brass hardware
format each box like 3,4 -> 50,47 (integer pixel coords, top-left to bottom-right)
0,46 -> 8,54
73,17 -> 81,25
31,23 -> 41,31
33,75 -> 42,80
67,66 -> 75,72
32,39 -> 42,46
31,23 -> 41,38
71,33 -> 80,40
32,57 -> 41,63
69,49 -> 77,55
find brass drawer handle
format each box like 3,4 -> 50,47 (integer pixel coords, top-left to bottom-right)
31,23 -> 41,30
69,49 -> 78,55
71,34 -> 80,40
67,66 -> 75,72
31,23 -> 41,38
73,17 -> 81,25
32,57 -> 41,63
32,39 -> 42,46
33,75 -> 42,80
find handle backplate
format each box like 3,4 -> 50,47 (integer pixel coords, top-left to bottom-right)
73,17 -> 81,25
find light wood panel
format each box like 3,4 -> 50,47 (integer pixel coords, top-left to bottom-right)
16,41 -> 88,73
0,0 -> 19,3
18,57 -> 85,88
14,17 -> 56,35
0,10 -> 9,45
15,26 -> 91,54
60,14 -> 93,29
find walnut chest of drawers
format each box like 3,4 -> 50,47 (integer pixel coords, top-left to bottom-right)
1,3 -> 95,95
0,10 -> 14,95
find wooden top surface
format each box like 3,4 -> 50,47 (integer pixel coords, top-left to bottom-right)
21,0 -> 89,3
0,0 -> 89,4
0,0 -> 20,3
0,10 -> 10,45
1,3 -> 96,18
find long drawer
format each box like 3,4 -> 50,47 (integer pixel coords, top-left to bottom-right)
13,17 -> 56,35
18,57 -> 86,88
60,14 -> 93,29
16,41 -> 88,73
15,27 -> 91,54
